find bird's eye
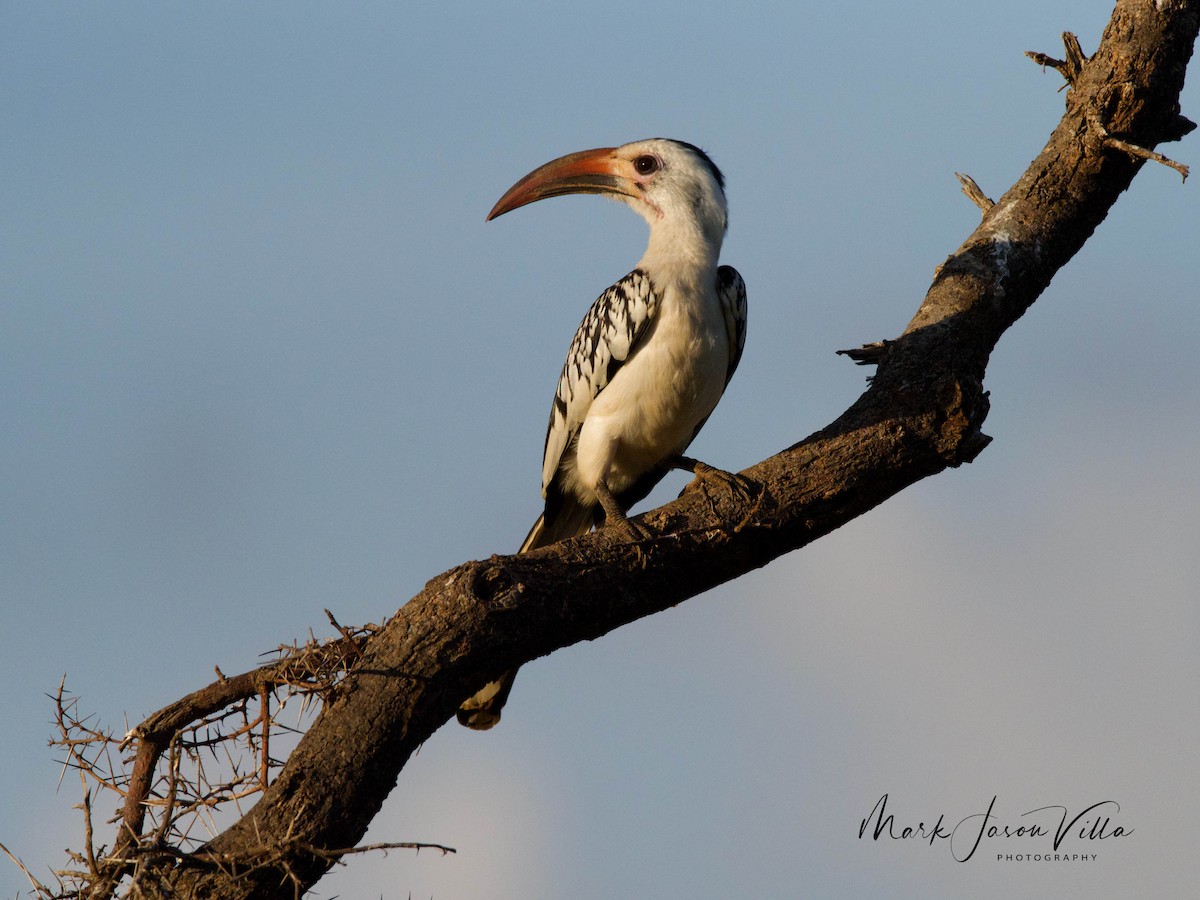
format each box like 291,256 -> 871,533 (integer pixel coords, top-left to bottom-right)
633,154 -> 661,176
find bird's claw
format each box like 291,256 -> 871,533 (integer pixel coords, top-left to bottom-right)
605,512 -> 652,543
677,457 -> 763,529
687,462 -> 756,499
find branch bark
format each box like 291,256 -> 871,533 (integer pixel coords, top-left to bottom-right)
83,2 -> 1199,896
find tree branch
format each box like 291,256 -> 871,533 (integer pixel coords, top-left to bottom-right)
57,2 -> 1198,897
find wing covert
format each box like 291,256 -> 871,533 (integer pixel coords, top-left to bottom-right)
717,265 -> 747,386
540,269 -> 659,494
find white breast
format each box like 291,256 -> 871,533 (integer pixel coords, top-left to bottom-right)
570,283 -> 729,498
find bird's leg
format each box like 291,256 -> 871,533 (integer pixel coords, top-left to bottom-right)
595,480 -> 650,542
673,455 -> 762,523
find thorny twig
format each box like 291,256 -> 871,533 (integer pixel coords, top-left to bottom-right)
19,617 -> 453,899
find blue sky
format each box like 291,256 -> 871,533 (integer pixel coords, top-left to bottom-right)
2,2 -> 1197,897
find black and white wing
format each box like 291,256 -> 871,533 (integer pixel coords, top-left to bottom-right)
540,269 -> 659,494
717,265 -> 747,386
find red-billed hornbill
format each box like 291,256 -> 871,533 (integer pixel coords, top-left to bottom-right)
458,138 -> 747,729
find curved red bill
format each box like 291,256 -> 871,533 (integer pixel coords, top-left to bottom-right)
486,147 -> 638,220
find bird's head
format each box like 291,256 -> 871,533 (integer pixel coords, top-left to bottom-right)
487,138 -> 729,264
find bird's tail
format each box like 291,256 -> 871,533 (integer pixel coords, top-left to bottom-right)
519,494 -> 600,552
456,497 -> 598,730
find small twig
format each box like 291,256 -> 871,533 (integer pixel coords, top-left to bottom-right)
260,687 -> 271,790
1025,50 -> 1066,73
296,840 -> 457,863
325,608 -> 365,661
1026,31 -> 1087,90
955,172 -> 994,212
130,836 -> 458,871
153,739 -> 181,847
1102,134 -> 1190,182
78,774 -> 98,879
836,341 -> 890,367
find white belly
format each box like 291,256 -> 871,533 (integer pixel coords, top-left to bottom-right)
572,291 -> 729,498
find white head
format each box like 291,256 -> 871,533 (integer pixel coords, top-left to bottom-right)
488,138 -> 729,269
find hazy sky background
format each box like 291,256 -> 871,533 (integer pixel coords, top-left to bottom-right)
3,2 -> 1197,897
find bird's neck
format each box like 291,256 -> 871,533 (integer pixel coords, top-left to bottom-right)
639,219 -> 722,291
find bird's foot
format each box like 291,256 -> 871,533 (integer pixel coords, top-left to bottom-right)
596,481 -> 652,542
607,510 -> 653,543
675,456 -> 762,529
675,456 -> 757,501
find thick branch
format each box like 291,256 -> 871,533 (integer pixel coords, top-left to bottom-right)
103,2 -> 1198,896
